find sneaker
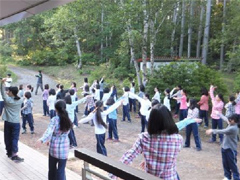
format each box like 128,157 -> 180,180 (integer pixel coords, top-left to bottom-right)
196,147 -> 202,151
127,120 -> 131,123
204,125 -> 208,128
31,131 -> 35,134
73,125 -> 77,128
107,138 -> 113,141
121,120 -> 125,122
11,156 -> 24,162
222,177 -> 230,180
183,145 -> 190,148
21,130 -> 27,134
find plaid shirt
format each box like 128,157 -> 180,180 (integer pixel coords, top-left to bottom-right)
121,132 -> 183,180
225,102 -> 235,118
40,116 -> 70,159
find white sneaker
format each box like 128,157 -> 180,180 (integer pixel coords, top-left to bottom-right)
73,125 -> 77,128
222,177 -> 230,180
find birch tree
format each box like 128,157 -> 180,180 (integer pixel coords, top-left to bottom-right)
196,0 -> 205,58
171,2 -> 179,57
202,0 -> 212,65
220,0 -> 226,70
187,0 -> 194,58
179,0 -> 185,57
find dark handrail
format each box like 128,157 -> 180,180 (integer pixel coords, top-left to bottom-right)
74,148 -> 161,180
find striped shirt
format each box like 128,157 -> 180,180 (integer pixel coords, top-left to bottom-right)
40,116 -> 70,159
121,132 -> 183,180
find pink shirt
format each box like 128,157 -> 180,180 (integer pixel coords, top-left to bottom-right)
235,101 -> 240,115
209,86 -> 224,119
180,95 -> 187,110
198,95 -> 209,111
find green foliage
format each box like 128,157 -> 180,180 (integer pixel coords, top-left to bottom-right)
233,74 -> 240,93
146,62 -> 228,99
0,65 -> 7,76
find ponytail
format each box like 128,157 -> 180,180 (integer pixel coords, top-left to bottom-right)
8,86 -> 20,100
55,100 -> 72,132
95,101 -> 107,128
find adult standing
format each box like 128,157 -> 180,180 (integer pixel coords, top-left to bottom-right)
198,87 -> 209,128
35,70 -> 43,95
1,79 -> 24,162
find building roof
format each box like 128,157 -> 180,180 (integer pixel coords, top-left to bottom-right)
0,0 -> 75,27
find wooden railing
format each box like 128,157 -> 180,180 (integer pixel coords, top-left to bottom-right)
74,148 -> 161,180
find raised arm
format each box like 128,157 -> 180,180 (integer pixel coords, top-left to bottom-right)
79,112 -> 95,124
120,135 -> 142,165
176,118 -> 200,131
128,92 -> 143,102
235,93 -> 240,103
39,117 -> 56,143
72,97 -> 87,107
209,85 -> 215,101
102,100 -> 122,116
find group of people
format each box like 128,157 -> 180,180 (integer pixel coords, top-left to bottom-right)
1,69 -> 240,180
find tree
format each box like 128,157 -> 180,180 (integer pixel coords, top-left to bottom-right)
202,0 -> 212,65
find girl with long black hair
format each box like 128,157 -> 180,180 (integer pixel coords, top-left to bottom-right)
36,100 -> 72,180
79,99 -> 123,156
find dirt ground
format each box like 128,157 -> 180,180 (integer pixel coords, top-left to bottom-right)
0,66 -> 238,180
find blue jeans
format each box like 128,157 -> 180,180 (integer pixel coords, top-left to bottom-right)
0,101 -> 4,116
185,123 -> 201,149
73,112 -> 78,127
141,114 -> 147,132
68,129 -> 77,147
199,110 -> 208,127
108,118 -> 119,140
122,104 -> 131,122
95,133 -> 107,156
129,98 -> 136,112
4,121 -> 20,156
212,118 -> 223,142
179,109 -> 188,121
43,100 -> 49,116
75,97 -> 79,113
222,148 -> 240,180
22,113 -> 34,132
48,154 -> 67,180
175,102 -> 180,115
50,110 -> 56,119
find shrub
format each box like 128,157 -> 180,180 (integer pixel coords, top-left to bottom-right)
233,73 -> 240,93
146,62 -> 228,100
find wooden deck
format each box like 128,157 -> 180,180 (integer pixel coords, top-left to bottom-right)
0,131 -> 81,180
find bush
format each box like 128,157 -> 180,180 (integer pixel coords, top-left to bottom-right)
233,74 -> 240,93
146,62 -> 228,100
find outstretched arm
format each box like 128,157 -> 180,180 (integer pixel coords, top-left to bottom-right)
176,118 -> 202,131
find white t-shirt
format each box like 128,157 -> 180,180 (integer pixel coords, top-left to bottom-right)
47,95 -> 56,110
164,96 -> 171,111
129,92 -> 151,116
5,78 -> 12,87
129,87 -> 135,99
152,91 -> 161,103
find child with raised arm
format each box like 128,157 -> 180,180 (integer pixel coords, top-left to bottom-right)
79,99 -> 123,156
206,113 -> 240,180
209,85 -> 224,143
64,95 -> 86,148
184,99 -> 202,151
173,89 -> 188,121
129,91 -> 151,132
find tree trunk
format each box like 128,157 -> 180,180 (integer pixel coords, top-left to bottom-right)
150,20 -> 155,74
187,0 -> 194,58
74,28 -> 82,69
179,0 -> 185,57
142,0 -> 149,83
202,0 -> 212,65
196,1 -> 204,58
100,5 -> 104,62
171,2 -> 179,57
220,0 -> 226,70
120,0 -> 142,86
